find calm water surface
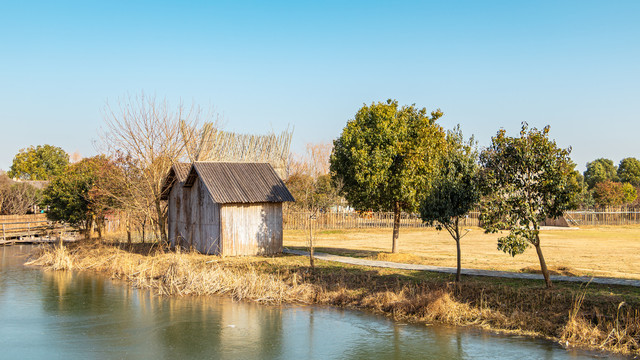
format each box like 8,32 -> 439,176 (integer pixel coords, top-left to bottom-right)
0,245 -> 627,360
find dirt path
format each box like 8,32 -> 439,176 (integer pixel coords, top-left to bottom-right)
284,248 -> 640,287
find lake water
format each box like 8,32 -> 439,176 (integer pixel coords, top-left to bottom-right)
0,245 -> 626,359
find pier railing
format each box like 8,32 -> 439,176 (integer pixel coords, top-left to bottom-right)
0,214 -> 68,242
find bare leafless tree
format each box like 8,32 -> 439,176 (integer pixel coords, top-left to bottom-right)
181,122 -> 293,178
0,177 -> 41,215
286,142 -> 340,269
0,173 -> 10,213
100,92 -> 294,245
100,93 -> 206,244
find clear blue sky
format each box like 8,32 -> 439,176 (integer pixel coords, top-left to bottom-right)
1,0 -> 638,172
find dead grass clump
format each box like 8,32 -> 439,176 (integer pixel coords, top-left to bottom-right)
28,243 -> 316,304
560,290 -> 640,353
361,290 -> 404,312
423,291 -> 481,325
358,286 -> 487,326
599,306 -> 640,352
561,316 -> 603,348
26,245 -> 75,270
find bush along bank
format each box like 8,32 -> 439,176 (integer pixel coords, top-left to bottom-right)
27,242 -> 640,356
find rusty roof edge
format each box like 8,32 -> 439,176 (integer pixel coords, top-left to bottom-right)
160,168 -> 177,200
179,162 -> 295,204
183,164 -> 198,187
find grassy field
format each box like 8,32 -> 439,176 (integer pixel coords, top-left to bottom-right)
284,225 -> 640,280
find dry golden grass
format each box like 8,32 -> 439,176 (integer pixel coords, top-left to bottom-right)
27,243 -> 315,303
27,242 -> 640,356
285,225 -> 640,279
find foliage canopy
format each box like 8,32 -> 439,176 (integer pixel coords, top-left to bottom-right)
592,180 -> 638,207
419,127 -> 480,229
8,144 -> 69,181
479,123 -> 580,287
42,156 -> 121,237
331,100 -> 445,212
419,127 -> 480,281
330,99 -> 446,252
584,158 -> 617,189
618,157 -> 640,187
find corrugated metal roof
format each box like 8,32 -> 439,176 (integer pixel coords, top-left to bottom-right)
172,163 -> 192,182
184,162 -> 295,204
160,163 -> 192,200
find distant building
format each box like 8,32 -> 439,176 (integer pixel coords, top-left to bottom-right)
161,162 -> 295,255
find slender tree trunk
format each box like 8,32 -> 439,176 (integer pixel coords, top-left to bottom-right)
534,233 -> 552,288
308,212 -> 315,270
142,218 -> 146,244
154,198 -> 168,245
455,238 -> 461,282
392,201 -> 400,253
84,219 -> 93,240
96,217 -> 103,240
454,217 -> 461,282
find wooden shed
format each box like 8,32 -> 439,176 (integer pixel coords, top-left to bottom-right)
161,162 -> 295,256
162,163 -> 192,250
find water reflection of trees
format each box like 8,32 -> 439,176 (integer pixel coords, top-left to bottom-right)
160,296 -> 284,359
36,270 -> 475,360
37,268 -> 563,360
39,270 -> 286,359
42,271 -> 107,314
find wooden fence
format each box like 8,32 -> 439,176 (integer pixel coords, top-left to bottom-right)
283,209 -> 640,230
0,214 -> 67,241
5,208 -> 639,239
564,210 -> 640,226
283,211 -> 481,230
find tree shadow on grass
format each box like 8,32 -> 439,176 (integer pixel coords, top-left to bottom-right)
286,245 -> 378,259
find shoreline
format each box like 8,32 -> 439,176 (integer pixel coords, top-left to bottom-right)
26,242 -> 640,357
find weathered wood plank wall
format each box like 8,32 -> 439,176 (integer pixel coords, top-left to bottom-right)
168,182 -> 181,247
220,202 -> 283,256
185,178 -> 221,254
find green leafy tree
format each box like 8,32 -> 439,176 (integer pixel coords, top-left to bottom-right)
593,181 -> 637,207
571,171 -> 594,209
583,158 -> 617,189
479,123 -> 580,288
618,158 -> 640,187
330,100 -> 446,253
592,180 -> 622,207
419,127 -> 480,282
8,145 -> 69,180
621,183 -> 638,205
42,166 -> 93,236
42,156 -> 120,239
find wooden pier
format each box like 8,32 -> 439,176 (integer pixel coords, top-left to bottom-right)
0,214 -> 76,246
